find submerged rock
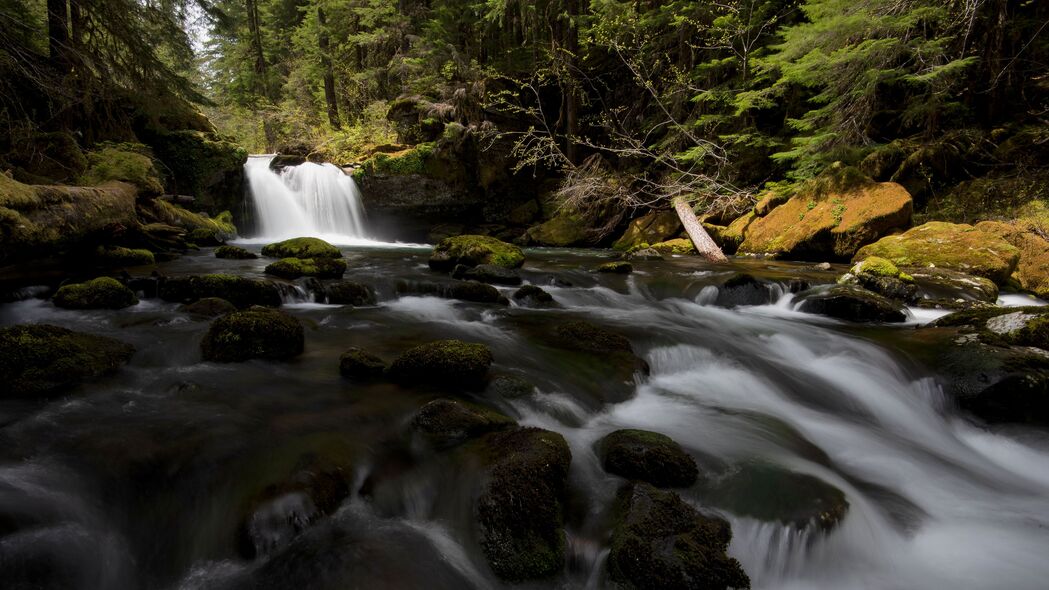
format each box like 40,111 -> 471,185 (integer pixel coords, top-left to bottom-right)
387,339 -> 493,387
839,256 -> 919,303
485,374 -> 537,398
451,263 -> 522,285
261,237 -> 343,259
338,348 -> 387,379
201,307 -> 304,362
322,281 -> 376,305
599,429 -> 699,489
53,277 -> 138,309
597,261 -> 633,274
179,297 -> 236,318
715,274 -> 775,307
265,257 -> 347,280
796,284 -> 907,323
512,284 -> 555,306
159,274 -> 281,308
395,280 -> 507,305
607,483 -> 750,590
215,245 -> 257,259
410,398 -> 515,449
428,235 -> 525,271
0,324 -> 135,398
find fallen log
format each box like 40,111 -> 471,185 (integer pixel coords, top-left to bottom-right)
673,196 -> 727,263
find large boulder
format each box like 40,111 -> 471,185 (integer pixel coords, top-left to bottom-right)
261,237 -> 342,259
265,258 -> 347,280
322,281 -> 376,305
524,210 -> 591,247
512,284 -> 555,306
906,267 -> 999,305
410,398 -> 515,449
598,429 -> 699,488
428,235 -> 524,271
146,130 -> 248,214
854,222 -> 1020,284
607,483 -> 750,590
200,307 -> 304,362
613,210 -> 683,251
79,145 -> 164,196
839,256 -> 919,303
796,284 -> 908,323
387,340 -> 493,388
0,324 -> 135,398
976,219 -> 1049,297
739,169 -> 912,260
650,238 -> 696,255
53,277 -> 138,309
142,200 -> 238,242
159,274 -> 282,308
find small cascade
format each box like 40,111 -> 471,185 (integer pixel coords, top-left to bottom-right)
244,155 -> 367,242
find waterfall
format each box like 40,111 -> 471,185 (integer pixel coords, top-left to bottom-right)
244,155 -> 367,243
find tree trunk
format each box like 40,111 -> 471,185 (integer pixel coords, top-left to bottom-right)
47,0 -> 68,63
246,0 -> 268,98
673,197 -> 727,263
317,7 -> 340,129
563,0 -> 579,164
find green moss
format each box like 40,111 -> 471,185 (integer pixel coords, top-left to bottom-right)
214,245 -> 257,259
150,200 -> 237,239
79,146 -> 164,195
526,212 -> 589,247
597,261 -> 633,274
429,234 -> 525,270
410,398 -> 515,448
264,257 -> 347,279
200,307 -> 304,362
94,246 -> 155,267
650,238 -> 696,255
852,255 -> 904,279
53,277 -> 138,309
0,324 -> 135,398
148,130 -> 248,208
355,143 -> 436,177
339,347 -> 387,379
261,237 -> 342,259
158,274 -> 281,308
598,429 -> 698,488
387,339 -> 494,387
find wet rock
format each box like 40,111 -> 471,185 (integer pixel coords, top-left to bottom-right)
323,281 -> 376,305
339,348 -> 386,379
650,238 -> 696,255
94,246 -> 155,267
387,339 -> 493,388
0,324 -> 135,398
451,263 -> 522,285
698,462 -> 849,531
839,256 -> 920,303
52,277 -> 138,309
976,219 -> 1049,298
179,297 -> 236,317
410,398 -> 515,448
623,247 -> 664,261
186,227 -> 224,246
512,284 -> 555,305
907,267 -> 998,303
715,274 -> 775,307
265,257 -> 347,280
597,261 -> 633,274
607,483 -> 750,590
269,154 -> 307,170
261,237 -> 343,259
612,210 -> 683,251
450,281 -> 505,304
159,274 -> 282,308
201,307 -> 304,362
215,245 -> 257,259
428,235 -> 525,271
796,284 -> 907,323
598,429 -> 699,488
486,374 -> 536,398
474,427 -> 572,581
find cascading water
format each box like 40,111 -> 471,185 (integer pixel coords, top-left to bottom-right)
244,155 -> 368,243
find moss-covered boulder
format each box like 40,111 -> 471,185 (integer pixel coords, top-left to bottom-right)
597,261 -> 633,274
623,247 -> 664,261
186,227 -> 224,246
387,339 -> 493,388
4,130 -> 88,183
410,398 -> 515,449
339,347 -> 387,379
754,191 -> 789,216
976,219 -> 1049,298
598,430 -> 699,488
0,324 -> 135,398
854,222 -> 1020,284
839,256 -> 919,303
200,307 -> 304,362
79,145 -> 164,196
179,297 -> 236,318
717,211 -> 758,254
144,200 -> 237,242
524,210 -> 591,247
796,284 -> 907,323
53,277 -> 138,310
613,210 -> 683,251
428,235 -> 524,271
215,245 -> 257,260
512,284 -> 555,306
485,374 -> 537,398
607,483 -> 750,590
473,427 -> 572,581
147,130 -> 248,214
650,238 -> 696,255
94,246 -> 155,267
261,237 -> 342,259
739,169 -> 913,260
451,263 -> 522,285
265,258 -> 347,280
323,281 -> 376,305
159,274 -> 282,308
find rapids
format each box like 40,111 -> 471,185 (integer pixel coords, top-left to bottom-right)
2,246 -> 1049,589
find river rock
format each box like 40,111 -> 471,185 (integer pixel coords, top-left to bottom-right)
623,247 -> 664,261
265,257 -> 347,279
428,235 -> 525,271
159,274 -> 282,308
473,427 -> 571,581
201,307 -> 304,362
387,339 -> 493,388
323,281 -> 376,305
261,237 -> 343,259
187,227 -> 224,246
839,256 -> 920,303
215,245 -> 257,259
715,274 -> 776,307
796,284 -> 907,323
598,429 -> 699,488
906,267 -> 999,303
485,374 -> 537,398
338,347 -> 387,379
612,210 -> 682,251
0,324 -> 135,398
606,483 -> 750,590
94,246 -> 155,267
410,398 -> 515,448
512,284 -> 555,306
854,221 -> 1020,284
451,263 -> 522,285
597,261 -> 633,274
650,238 -> 696,255
976,219 -> 1049,298
53,277 -> 138,309
179,297 -> 236,317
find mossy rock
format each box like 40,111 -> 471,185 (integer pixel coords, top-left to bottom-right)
796,284 -> 907,323
429,235 -> 524,271
451,263 -> 522,285
551,320 -> 635,356
650,238 -> 696,255
179,297 -> 237,318
4,131 -> 88,183
598,429 -> 699,488
147,130 -> 248,213
200,307 -> 304,363
718,211 -> 758,253
485,374 -> 537,398
0,324 -> 135,398
607,483 -> 750,590
53,277 -> 138,310
147,200 -> 237,241
339,347 -> 387,379
159,274 -> 281,308
713,274 -> 778,307
261,237 -> 342,259
975,219 -> 1049,298
94,246 -> 155,267
906,267 -> 999,303
265,258 -> 347,280
215,245 -> 257,260
186,227 -> 223,246
623,247 -> 664,261
613,210 -> 683,251
524,210 -> 591,247
854,222 -> 1020,285
754,191 -> 790,216
472,427 -> 572,581
387,339 -> 494,388
410,398 -> 515,449
839,256 -> 919,303
597,261 -> 633,274
512,284 -> 555,306
79,145 -> 164,196
323,281 -> 376,305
